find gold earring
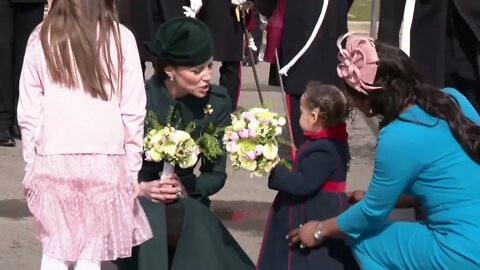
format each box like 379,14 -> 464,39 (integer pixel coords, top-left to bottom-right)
169,76 -> 174,81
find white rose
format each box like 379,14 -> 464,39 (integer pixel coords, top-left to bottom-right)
277,117 -> 286,126
275,126 -> 283,136
233,119 -> 247,131
247,120 -> 259,130
171,130 -> 191,144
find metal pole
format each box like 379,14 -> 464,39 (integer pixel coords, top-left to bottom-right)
370,0 -> 381,38
239,5 -> 265,107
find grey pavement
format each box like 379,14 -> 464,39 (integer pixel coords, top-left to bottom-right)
0,22 -> 414,269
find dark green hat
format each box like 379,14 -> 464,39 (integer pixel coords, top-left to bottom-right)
145,17 -> 214,66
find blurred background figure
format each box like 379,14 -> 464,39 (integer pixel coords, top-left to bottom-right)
410,0 -> 480,113
377,0 -> 406,46
0,0 -> 46,147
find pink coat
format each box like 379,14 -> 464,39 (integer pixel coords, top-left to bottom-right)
17,24 -> 146,181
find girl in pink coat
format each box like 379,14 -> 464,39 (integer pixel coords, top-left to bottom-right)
17,1 -> 152,269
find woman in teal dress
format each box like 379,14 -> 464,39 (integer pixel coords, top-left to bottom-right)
287,33 -> 480,269
116,17 -> 255,270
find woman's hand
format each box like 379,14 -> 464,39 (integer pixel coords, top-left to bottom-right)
161,174 -> 189,199
287,221 -> 323,248
346,190 -> 366,205
138,179 -> 178,203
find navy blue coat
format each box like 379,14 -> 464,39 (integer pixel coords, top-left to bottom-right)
257,137 -> 358,270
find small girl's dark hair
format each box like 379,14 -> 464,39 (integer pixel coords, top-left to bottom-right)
303,81 -> 348,126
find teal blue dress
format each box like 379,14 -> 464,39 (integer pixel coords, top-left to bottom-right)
337,88 -> 480,269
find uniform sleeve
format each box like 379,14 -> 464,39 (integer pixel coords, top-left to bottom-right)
17,35 -> 43,172
194,96 -> 231,198
268,151 -> 335,196
337,130 -> 422,238
120,28 -> 147,182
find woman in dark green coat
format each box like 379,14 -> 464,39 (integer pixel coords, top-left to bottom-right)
116,17 -> 255,270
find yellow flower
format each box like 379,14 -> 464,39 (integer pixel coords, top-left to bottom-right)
203,104 -> 214,116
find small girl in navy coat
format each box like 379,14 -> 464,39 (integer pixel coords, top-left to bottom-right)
257,82 -> 358,270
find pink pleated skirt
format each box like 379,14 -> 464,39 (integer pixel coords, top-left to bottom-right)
22,154 -> 153,262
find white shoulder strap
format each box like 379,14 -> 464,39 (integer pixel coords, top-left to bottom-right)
279,0 -> 329,76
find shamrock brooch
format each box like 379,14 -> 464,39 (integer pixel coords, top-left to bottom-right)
203,104 -> 213,116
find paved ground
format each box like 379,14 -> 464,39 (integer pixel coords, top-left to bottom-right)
0,22 -> 414,269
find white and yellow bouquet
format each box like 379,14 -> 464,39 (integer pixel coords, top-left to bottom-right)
144,125 -> 200,169
223,107 -> 290,177
144,110 -> 223,177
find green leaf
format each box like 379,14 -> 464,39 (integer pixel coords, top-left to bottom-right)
146,110 -> 163,130
279,159 -> 293,171
197,133 -> 224,161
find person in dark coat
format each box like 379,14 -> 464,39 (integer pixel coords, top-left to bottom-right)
0,0 -> 45,146
199,0 -> 244,111
115,17 -> 255,270
116,0 -> 156,74
116,0 -> 189,75
257,82 -> 358,270
377,0 -> 406,46
259,0 -> 351,148
410,0 -> 480,112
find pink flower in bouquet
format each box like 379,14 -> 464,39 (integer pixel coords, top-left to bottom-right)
249,129 -> 257,138
229,132 -> 240,141
243,112 -> 256,122
255,145 -> 264,156
246,151 -> 257,160
239,129 -> 250,139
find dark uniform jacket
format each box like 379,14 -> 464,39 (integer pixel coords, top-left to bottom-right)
199,0 -> 244,62
117,0 -> 244,63
411,0 -> 480,87
279,0 -> 351,95
116,76 -> 255,270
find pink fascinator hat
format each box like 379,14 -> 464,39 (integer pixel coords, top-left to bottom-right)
336,32 -> 381,95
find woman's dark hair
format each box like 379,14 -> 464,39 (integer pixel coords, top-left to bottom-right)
153,56 -> 178,81
344,41 -> 480,163
303,81 -> 349,126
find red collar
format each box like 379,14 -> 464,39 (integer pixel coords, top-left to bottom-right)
303,123 -> 348,140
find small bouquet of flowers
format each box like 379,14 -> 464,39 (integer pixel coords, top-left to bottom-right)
223,107 -> 290,177
144,110 -> 223,177
144,125 -> 200,169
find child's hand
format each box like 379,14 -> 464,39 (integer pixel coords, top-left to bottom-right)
272,157 -> 282,168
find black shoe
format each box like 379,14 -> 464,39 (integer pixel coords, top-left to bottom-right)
0,130 -> 15,147
9,124 -> 21,140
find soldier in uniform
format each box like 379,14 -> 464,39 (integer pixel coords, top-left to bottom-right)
0,0 -> 45,146
116,0 -> 189,75
259,0 -> 352,148
198,0 -> 244,111
410,0 -> 480,113
377,0 -> 406,46
115,17 -> 255,270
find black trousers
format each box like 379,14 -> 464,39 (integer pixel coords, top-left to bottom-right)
377,0 -> 406,46
219,61 -> 241,112
0,1 -> 44,130
444,1 -> 480,112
